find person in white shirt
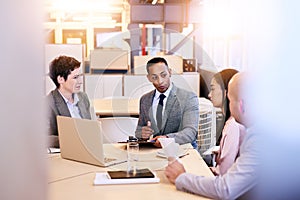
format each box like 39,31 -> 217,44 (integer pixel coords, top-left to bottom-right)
165,73 -> 259,199
135,57 -> 199,148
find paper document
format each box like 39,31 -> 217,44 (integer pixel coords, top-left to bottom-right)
156,146 -> 188,158
47,148 -> 61,154
93,172 -> 160,185
202,146 -> 220,156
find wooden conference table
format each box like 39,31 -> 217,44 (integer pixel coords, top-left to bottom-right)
48,144 -> 213,200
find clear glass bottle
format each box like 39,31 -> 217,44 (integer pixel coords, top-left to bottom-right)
127,136 -> 139,174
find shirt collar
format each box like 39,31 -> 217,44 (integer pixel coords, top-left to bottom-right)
154,83 -> 173,100
58,90 -> 79,105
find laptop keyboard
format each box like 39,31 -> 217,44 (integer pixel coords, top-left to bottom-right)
104,157 -> 117,163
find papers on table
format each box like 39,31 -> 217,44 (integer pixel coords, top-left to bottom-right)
202,146 -> 220,156
158,138 -> 180,158
47,148 -> 61,154
156,147 -> 188,158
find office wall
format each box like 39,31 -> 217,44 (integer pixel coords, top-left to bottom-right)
123,74 -> 199,98
85,73 -> 199,100
0,1 -> 46,200
85,74 -> 123,99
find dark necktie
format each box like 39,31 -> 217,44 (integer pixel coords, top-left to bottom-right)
156,94 -> 166,130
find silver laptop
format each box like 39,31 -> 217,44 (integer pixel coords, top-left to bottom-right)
57,116 -> 127,167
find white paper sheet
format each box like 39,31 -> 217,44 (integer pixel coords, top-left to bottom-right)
202,146 -> 220,156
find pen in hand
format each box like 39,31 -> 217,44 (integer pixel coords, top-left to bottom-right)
167,153 -> 189,165
147,121 -> 155,142
179,153 -> 189,158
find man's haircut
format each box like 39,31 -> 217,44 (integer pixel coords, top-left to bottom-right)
49,55 -> 81,88
146,57 -> 168,73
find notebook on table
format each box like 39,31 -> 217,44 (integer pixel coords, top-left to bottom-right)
57,116 -> 126,167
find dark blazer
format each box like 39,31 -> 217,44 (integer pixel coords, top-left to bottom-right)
135,84 -> 199,146
47,89 -> 91,147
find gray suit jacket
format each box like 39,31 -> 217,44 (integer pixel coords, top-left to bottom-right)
47,89 -> 91,147
135,84 -> 199,146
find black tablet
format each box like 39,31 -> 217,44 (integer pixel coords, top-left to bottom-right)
107,168 -> 155,179
137,140 -> 156,147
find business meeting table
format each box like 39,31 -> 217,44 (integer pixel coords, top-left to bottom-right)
48,144 -> 213,200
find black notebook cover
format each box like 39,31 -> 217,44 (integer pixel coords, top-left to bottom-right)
107,168 -> 155,179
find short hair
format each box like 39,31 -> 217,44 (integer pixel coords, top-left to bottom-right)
49,55 -> 81,88
146,57 -> 168,73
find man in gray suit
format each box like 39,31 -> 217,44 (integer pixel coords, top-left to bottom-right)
47,55 -> 92,148
135,57 -> 199,148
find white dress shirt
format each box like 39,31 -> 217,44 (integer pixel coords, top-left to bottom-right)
152,83 -> 173,125
59,92 -> 82,119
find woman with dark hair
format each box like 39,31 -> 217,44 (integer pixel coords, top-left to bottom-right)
208,69 -> 246,175
211,69 -> 239,144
